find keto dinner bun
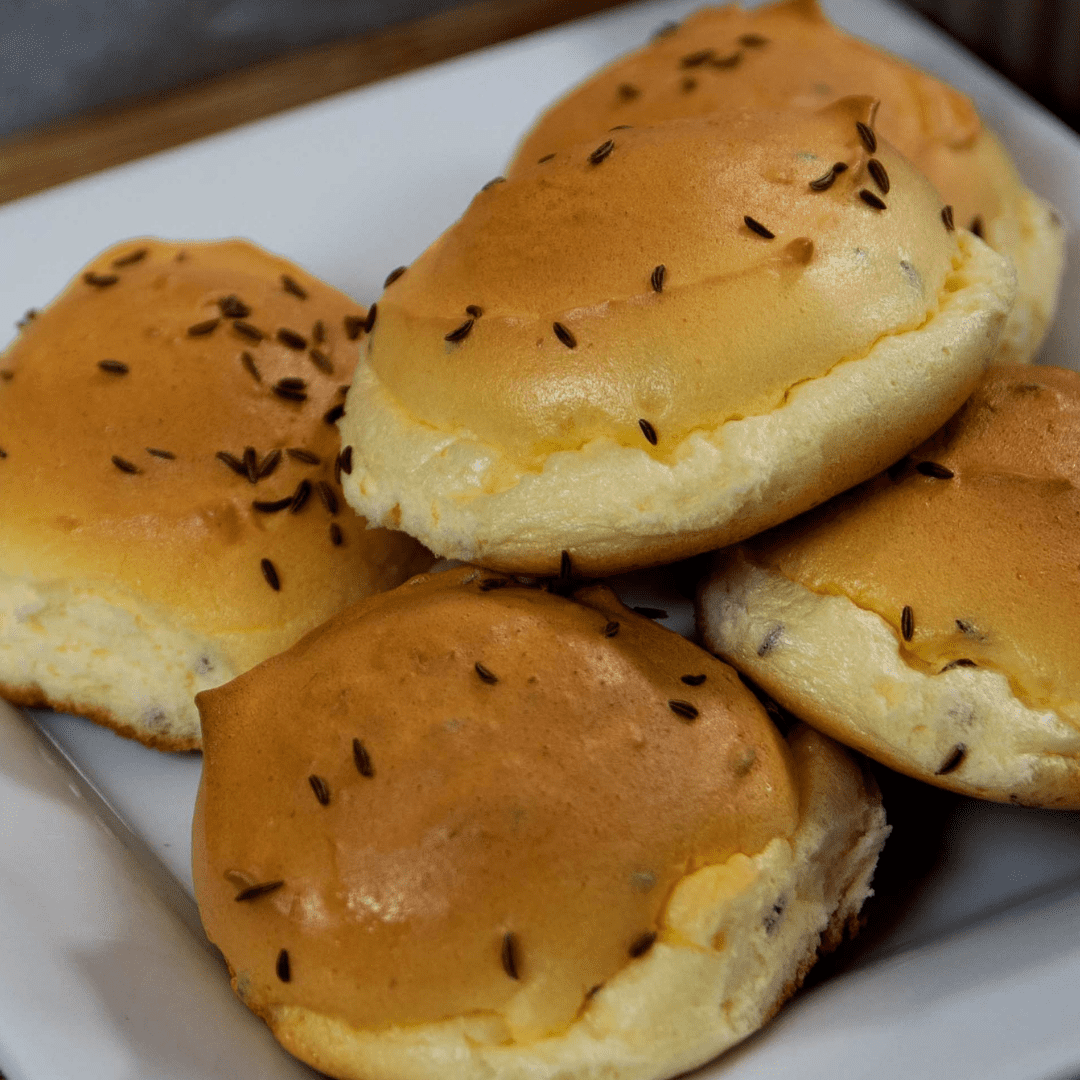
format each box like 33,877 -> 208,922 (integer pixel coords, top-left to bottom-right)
510,0 -> 1064,366
340,98 -> 1014,576
699,364 -> 1080,808
192,565 -> 888,1080
0,239 -> 431,750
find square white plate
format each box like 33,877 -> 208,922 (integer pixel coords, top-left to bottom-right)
2,2 -> 1080,1078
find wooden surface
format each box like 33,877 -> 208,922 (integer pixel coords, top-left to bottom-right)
0,0 -> 631,207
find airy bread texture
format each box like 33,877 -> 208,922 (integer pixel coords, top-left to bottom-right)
510,0 -> 1064,365
193,566 -> 888,1080
0,239 -> 431,749
699,365 -> 1080,808
340,101 -> 1014,575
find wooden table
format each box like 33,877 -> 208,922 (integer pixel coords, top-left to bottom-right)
0,0 -> 630,207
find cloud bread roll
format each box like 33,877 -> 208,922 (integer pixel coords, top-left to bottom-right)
340,98 -> 1014,576
0,239 -> 432,750
510,0 -> 1064,365
192,565 -> 888,1080
700,364 -> 1080,808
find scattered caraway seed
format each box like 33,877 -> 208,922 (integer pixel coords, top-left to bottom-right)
111,455 -> 140,474
339,445 -> 353,474
901,605 -> 914,641
235,880 -> 284,902
308,774 -> 330,805
287,447 -> 320,465
956,619 -> 975,634
681,76 -> 698,93
253,496 -> 293,513
312,319 -> 326,344
651,264 -> 666,293
353,738 -> 374,777
681,674 -> 706,685
475,662 -> 499,684
187,318 -> 220,337
317,481 -> 338,514
112,248 -> 147,267
0,448 -> 6,459
941,205 -> 955,231
560,549 -> 573,580
276,328 -> 307,350
445,318 -> 474,343
652,20 -> 678,39
281,274 -> 307,299
669,700 -> 699,721
218,295 -> 250,318
479,577 -> 509,591
589,139 -> 615,165
553,322 -> 576,348
501,932 -> 520,980
538,153 -> 556,164
276,949 -> 291,982
633,606 -> 668,619
242,446 -> 259,483
757,625 -> 782,656
856,121 -> 877,153
272,381 -> 307,403
324,403 -> 345,425
344,314 -> 365,340
233,320 -> 264,341
867,158 -> 890,194
942,659 -> 977,671
241,351 -> 262,381
216,451 -> 248,477
970,215 -> 985,238
363,304 -> 377,334
289,479 -> 312,513
482,177 -> 506,191
384,266 -> 407,287
628,931 -> 657,958
711,52 -> 741,68
604,621 -> 620,637
680,48 -> 714,67
260,558 -> 281,591
146,447 -> 175,459
916,461 -> 954,479
466,304 -> 484,318
617,82 -> 640,100
638,418 -> 658,445
308,348 -> 333,374
609,124 -> 632,131
16,309 -> 37,329
935,744 -> 967,775
743,215 -> 775,239
98,359 -> 129,374
329,522 -> 344,546
738,32 -> 768,46
859,189 -> 887,211
257,449 -> 282,479
83,271 -> 119,288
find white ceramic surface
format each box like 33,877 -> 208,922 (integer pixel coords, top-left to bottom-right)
2,1 -> 1080,1077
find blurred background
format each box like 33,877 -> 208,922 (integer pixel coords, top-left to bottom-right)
1,0 -> 1078,199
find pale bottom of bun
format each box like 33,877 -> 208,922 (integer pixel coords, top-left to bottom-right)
700,551 -> 1080,809
239,726 -> 887,1080
341,233 -> 1014,576
979,133 -> 1066,366
0,571 -> 236,750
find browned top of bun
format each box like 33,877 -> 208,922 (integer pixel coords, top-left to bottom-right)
744,364 -> 1080,718
367,99 -> 958,465
0,239 -> 429,672
511,0 -> 1003,230
193,566 -> 798,1037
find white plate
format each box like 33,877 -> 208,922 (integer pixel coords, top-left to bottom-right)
2,2 -> 1080,1078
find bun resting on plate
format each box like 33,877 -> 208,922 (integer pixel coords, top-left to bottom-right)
510,0 -> 1064,365
192,565 -> 888,1080
339,98 -> 1014,576
0,239 -> 432,750
699,364 -> 1080,808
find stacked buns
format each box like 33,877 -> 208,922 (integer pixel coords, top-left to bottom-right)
0,239 -> 431,749
193,567 -> 888,1080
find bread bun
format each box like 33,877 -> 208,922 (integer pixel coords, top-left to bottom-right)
699,364 -> 1080,808
193,565 -> 888,1080
0,239 -> 432,749
339,100 -> 1014,575
510,0 -> 1064,365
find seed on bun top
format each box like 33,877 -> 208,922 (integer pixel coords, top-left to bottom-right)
357,97 -> 960,467
193,566 -> 799,1037
741,364 -> 1080,725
